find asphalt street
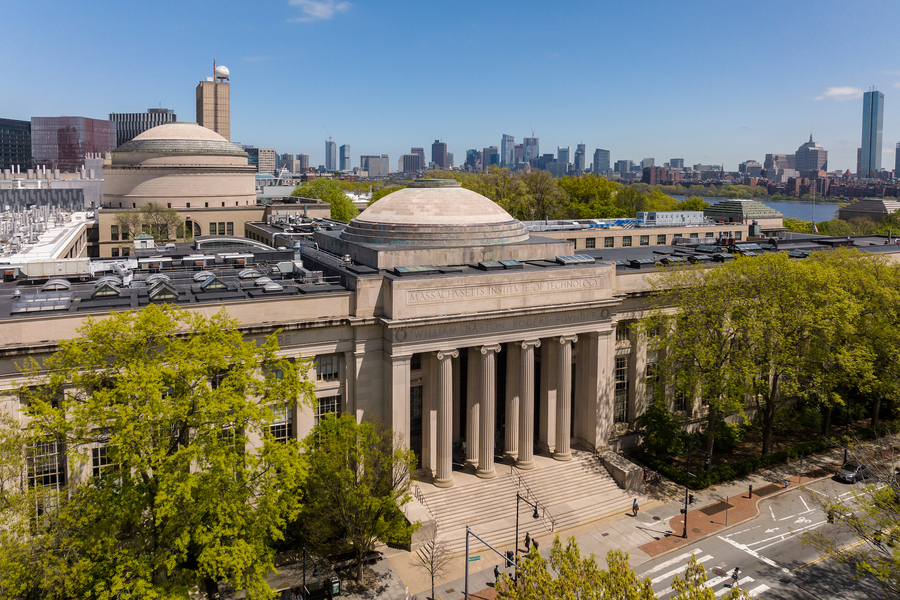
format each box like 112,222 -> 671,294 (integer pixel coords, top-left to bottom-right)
635,478 -> 886,600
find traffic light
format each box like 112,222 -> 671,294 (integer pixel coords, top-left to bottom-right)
689,494 -> 695,504
505,550 -> 515,567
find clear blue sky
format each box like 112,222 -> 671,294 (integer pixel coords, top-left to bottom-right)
3,0 -> 899,173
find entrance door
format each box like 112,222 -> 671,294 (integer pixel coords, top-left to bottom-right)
410,385 -> 423,468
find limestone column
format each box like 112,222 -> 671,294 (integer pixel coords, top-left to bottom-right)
554,335 -> 578,461
434,349 -> 458,488
516,340 -> 541,470
504,341 -> 521,459
466,349 -> 480,465
477,344 -> 501,479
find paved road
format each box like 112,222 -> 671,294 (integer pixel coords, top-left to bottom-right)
636,478 -> 883,600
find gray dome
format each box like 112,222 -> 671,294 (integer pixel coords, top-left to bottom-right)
340,179 -> 529,248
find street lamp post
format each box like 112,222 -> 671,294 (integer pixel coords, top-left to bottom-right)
301,546 -> 319,600
464,526 -> 516,600
514,492 -> 540,583
682,444 -> 709,539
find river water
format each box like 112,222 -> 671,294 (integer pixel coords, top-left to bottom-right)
696,198 -> 839,222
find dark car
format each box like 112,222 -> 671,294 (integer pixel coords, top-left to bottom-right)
836,461 -> 871,483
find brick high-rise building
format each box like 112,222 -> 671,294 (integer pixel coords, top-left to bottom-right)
431,140 -> 448,170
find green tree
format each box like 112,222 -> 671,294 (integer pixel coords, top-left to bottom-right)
676,196 -> 711,212
643,188 -> 679,212
635,396 -> 685,458
6,305 -> 314,600
520,170 -> 565,220
114,202 -> 187,242
496,537 -> 746,599
557,174 -> 621,218
292,178 -> 359,222
301,413 -> 416,582
804,447 -> 900,598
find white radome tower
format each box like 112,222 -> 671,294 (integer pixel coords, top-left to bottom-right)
214,65 -> 230,81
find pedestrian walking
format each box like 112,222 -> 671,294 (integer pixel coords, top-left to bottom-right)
632,498 -> 640,516
731,567 -> 740,588
494,564 -> 500,583
524,532 -> 530,551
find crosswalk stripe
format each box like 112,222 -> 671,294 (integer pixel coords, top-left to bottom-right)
748,584 -> 770,597
655,573 -> 739,598
650,555 -> 713,584
640,549 -> 704,576
715,577 -> 754,597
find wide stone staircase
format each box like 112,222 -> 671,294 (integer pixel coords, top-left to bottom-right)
412,450 -> 634,555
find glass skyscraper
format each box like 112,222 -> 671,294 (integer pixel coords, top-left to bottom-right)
31,116 -> 116,173
860,90 -> 884,179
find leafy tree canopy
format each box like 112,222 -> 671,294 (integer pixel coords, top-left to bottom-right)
5,305 -> 315,600
292,178 -> 359,222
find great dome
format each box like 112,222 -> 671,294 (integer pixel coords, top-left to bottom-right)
112,123 -> 247,161
340,180 -> 529,248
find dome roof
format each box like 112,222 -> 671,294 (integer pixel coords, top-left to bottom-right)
340,179 -> 529,248
114,123 -> 245,155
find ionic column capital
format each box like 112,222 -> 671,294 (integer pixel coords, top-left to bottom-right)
435,349 -> 459,361
480,344 -> 502,355
558,334 -> 578,345
520,339 -> 541,350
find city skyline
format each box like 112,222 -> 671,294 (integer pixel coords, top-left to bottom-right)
3,0 -> 899,173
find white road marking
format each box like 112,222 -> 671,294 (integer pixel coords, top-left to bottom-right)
639,549 -> 704,576
748,584 -> 771,597
655,573 -> 732,597
765,527 -> 780,533
800,496 -> 811,512
769,506 -> 776,520
650,555 -> 713,584
779,509 -> 813,521
718,535 -> 793,577
749,519 -> 827,550
755,520 -> 827,551
715,577 -> 755,596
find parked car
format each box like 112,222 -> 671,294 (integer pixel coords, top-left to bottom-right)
836,461 -> 871,483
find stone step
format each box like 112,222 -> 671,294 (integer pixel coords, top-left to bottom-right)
416,450 -> 635,555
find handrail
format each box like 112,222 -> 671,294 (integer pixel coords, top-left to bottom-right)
411,484 -> 436,523
508,465 -> 557,533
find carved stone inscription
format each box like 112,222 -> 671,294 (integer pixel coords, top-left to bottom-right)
393,308 -> 611,342
405,276 -> 604,305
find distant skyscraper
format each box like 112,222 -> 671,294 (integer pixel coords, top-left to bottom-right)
381,154 -> 389,176
31,116 -> 117,172
593,149 -> 610,175
256,148 -> 276,174
195,63 -> 231,140
0,118 -> 32,171
794,135 -> 827,173
297,153 -> 310,171
401,153 -> 422,173
669,158 -> 684,169
860,89 -> 884,178
109,109 -> 176,148
641,158 -> 655,169
557,146 -> 570,164
361,154 -> 389,177
574,144 -> 586,173
277,153 -> 294,171
896,142 -> 900,176
523,137 -> 539,166
483,146 -> 499,169
614,159 -> 633,174
447,152 -> 454,168
431,140 -> 448,169
411,147 -> 425,169
325,140 -> 337,171
514,144 -> 524,166
339,144 -> 351,171
501,134 -> 515,167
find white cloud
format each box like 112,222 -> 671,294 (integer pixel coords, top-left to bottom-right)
814,86 -> 865,101
893,81 -> 900,88
288,0 -> 350,22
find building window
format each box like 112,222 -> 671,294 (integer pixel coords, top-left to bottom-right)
586,237 -> 596,249
604,237 -> 614,248
28,440 -> 66,491
111,247 -> 119,257
706,231 -> 714,237
734,231 -> 742,241
209,223 -> 216,235
614,356 -> 628,424
674,393 -> 687,413
616,321 -> 630,343
690,233 -> 699,239
567,238 -> 577,247
316,354 -> 340,381
315,395 -> 342,425
410,353 -> 422,371
673,233 -> 682,239
122,247 -> 130,257
645,350 -> 659,401
657,234 -> 666,244
226,222 -> 234,236
640,235 -> 649,246
92,445 -> 112,478
218,223 -> 225,235
269,403 -> 294,442
110,225 -> 119,241
622,236 -> 632,247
